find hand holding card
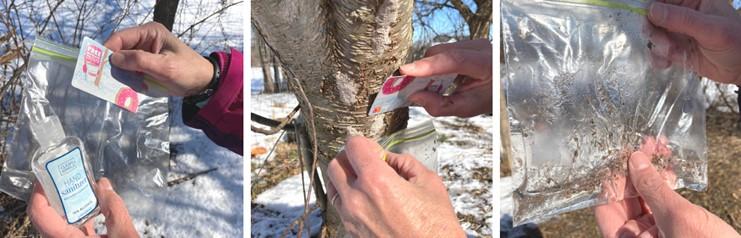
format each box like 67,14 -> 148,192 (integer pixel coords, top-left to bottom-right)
72,37 -> 167,113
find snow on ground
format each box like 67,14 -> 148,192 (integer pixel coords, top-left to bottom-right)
154,101 -> 243,237
88,101 -> 244,238
250,69 -> 494,237
252,173 -> 322,237
2,1 -> 245,237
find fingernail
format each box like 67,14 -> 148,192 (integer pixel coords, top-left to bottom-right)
110,52 -> 123,65
630,152 -> 651,171
649,3 -> 667,24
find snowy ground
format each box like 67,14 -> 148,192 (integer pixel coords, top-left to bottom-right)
90,101 -> 244,237
1,1 -> 245,237
250,68 -> 494,237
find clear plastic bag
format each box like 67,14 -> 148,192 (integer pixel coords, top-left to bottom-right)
379,120 -> 439,172
503,0 -> 707,225
0,38 -> 170,205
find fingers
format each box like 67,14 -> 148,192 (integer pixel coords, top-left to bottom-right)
638,225 -> 659,238
327,151 -> 356,197
81,220 -> 95,236
617,214 -> 655,238
594,201 -> 629,236
423,39 -> 492,57
343,136 -> 394,177
384,152 -> 431,181
639,136 -> 672,158
628,151 -> 687,219
648,2 -> 730,50
408,80 -> 492,117
400,49 -> 492,80
96,178 -> 137,238
28,182 -> 82,237
325,181 -> 342,209
28,182 -> 50,217
104,22 -> 168,52
110,49 -> 168,75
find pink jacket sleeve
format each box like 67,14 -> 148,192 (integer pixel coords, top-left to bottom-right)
184,48 -> 243,155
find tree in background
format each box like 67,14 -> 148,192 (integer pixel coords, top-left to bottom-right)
414,0 -> 492,40
0,0 -> 243,235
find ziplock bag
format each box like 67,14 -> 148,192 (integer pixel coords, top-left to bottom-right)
0,38 -> 170,206
379,120 -> 439,172
503,0 -> 707,225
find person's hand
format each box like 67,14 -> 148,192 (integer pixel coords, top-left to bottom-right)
594,139 -> 739,238
28,178 -> 139,238
400,39 -> 492,117
647,0 -> 741,84
325,136 -> 465,237
104,22 -> 213,96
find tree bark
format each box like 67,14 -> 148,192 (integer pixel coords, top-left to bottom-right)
153,0 -> 180,31
253,0 -> 413,236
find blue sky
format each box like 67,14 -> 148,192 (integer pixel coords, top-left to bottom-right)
412,0 -> 479,42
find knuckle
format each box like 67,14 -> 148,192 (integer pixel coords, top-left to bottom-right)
341,194 -> 363,211
129,51 -> 148,67
159,60 -> 179,79
357,173 -> 385,188
356,175 -> 387,196
148,21 -> 167,30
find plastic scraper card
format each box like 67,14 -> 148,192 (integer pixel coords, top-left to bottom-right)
71,37 -> 165,113
368,73 -> 457,115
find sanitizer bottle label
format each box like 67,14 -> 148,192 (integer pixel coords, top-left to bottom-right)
45,147 -> 97,224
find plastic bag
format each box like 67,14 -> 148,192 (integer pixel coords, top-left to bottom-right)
0,38 -> 170,203
503,0 -> 707,225
379,120 -> 439,172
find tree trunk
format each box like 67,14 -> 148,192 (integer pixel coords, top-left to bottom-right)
450,0 -> 492,39
272,55 -> 282,92
257,36 -> 276,93
153,0 -> 180,31
253,0 -> 413,236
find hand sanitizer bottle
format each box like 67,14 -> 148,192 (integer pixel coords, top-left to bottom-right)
28,103 -> 100,226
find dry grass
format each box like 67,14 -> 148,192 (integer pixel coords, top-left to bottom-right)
250,142 -> 303,201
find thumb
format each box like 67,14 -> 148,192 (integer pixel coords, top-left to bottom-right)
110,49 -> 167,78
628,151 -> 688,219
648,2 -> 728,49
96,178 -> 138,237
385,152 -> 432,182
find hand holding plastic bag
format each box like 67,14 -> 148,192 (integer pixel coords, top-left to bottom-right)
646,0 -> 741,85
595,140 -> 738,238
503,0 -> 708,225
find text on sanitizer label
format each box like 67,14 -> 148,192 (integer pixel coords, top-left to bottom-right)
45,147 -> 97,224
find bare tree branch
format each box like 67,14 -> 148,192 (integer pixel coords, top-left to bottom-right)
176,1 -> 242,38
